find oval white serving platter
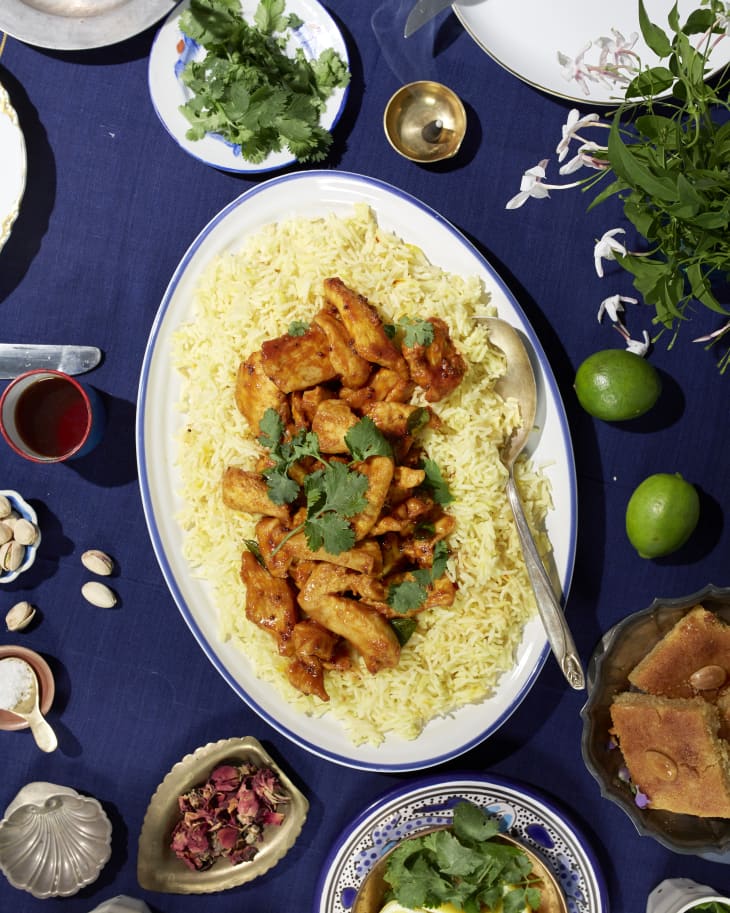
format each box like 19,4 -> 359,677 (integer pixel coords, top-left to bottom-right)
136,170 -> 577,771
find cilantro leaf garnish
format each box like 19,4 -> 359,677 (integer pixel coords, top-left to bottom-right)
386,543 -> 449,614
344,416 -> 393,462
383,801 -> 541,913
287,319 -> 309,337
399,316 -> 435,348
178,0 -> 350,164
421,458 -> 454,506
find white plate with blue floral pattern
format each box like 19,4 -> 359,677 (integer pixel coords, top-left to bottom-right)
148,0 -> 349,173
453,0 -> 730,105
314,774 -> 608,913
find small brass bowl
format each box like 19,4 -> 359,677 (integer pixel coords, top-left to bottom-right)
383,81 -> 466,163
352,825 -> 567,913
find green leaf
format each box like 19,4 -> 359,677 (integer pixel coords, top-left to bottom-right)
607,117 -> 678,203
638,0 -> 672,57
390,616 -> 417,645
625,66 -> 674,99
387,578 -> 429,614
263,467 -> 300,504
421,458 -> 454,505
288,319 -> 309,336
345,416 -> 393,461
399,316 -> 435,347
305,513 -> 356,554
258,407 -> 285,450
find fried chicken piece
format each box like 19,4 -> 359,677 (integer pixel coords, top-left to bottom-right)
290,385 -> 334,429
235,351 -> 290,434
364,401 -> 426,437
313,309 -> 371,388
373,572 -> 457,619
340,367 -> 415,412
370,496 -> 443,537
311,399 -> 359,453
298,562 -> 387,604
298,565 -> 400,673
324,278 -> 409,378
222,466 -> 290,520
255,517 -> 383,578
402,317 -> 467,402
239,551 -> 298,655
388,466 -> 427,507
350,456 -> 394,540
286,619 -> 345,701
261,323 -> 337,393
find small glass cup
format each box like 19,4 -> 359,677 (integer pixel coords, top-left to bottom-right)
0,370 -> 105,463
647,878 -> 730,913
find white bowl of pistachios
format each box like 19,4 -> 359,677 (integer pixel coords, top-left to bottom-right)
0,491 -> 41,584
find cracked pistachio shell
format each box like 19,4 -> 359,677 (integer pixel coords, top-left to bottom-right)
6,601 -> 36,631
0,495 -> 11,519
0,540 -> 24,572
12,518 -> 39,546
0,522 -> 13,546
81,581 -> 117,608
80,549 -> 114,576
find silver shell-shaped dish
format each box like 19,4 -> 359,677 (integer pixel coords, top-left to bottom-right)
0,782 -> 112,898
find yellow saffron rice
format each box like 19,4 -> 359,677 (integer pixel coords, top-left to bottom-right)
171,204 -> 552,746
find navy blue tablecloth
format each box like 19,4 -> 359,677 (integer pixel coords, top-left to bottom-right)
1,2 -> 729,911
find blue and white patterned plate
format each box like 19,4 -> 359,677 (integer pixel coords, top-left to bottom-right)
314,774 -> 608,913
148,0 -> 350,173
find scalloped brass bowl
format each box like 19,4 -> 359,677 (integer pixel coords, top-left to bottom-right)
137,736 -> 308,894
383,81 -> 466,163
581,584 -> 730,859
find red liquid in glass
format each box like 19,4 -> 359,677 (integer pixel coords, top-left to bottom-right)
14,377 -> 88,457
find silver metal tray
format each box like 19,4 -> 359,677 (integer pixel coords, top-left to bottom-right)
0,0 -> 177,51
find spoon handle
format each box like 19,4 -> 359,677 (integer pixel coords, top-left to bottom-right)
25,706 -> 58,753
505,475 -> 585,690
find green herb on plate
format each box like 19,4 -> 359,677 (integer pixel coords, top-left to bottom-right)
178,0 -> 350,164
383,801 -> 541,913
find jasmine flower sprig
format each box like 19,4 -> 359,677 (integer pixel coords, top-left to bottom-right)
507,0 -> 730,370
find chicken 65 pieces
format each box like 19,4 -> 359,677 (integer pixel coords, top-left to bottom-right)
222,278 -> 467,701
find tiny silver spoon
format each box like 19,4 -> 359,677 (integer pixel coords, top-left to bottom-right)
0,657 -> 58,752
477,316 -> 585,690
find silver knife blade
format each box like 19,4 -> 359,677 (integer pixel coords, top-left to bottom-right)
0,345 -> 103,379
404,0 -> 453,38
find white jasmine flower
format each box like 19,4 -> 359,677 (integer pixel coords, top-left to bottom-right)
559,141 -> 608,174
694,319 -> 730,343
594,228 -> 627,277
615,324 -> 650,356
556,109 -> 600,161
557,44 -> 596,95
505,159 -> 582,210
597,294 -> 638,323
596,29 -> 639,69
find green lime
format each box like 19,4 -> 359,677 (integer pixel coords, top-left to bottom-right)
574,349 -> 661,421
625,473 -> 700,558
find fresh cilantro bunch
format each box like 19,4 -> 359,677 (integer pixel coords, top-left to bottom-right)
588,0 -> 730,365
178,0 -> 350,164
384,801 -> 541,913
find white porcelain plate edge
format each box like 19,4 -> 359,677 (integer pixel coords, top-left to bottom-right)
136,170 -> 577,771
148,0 -> 349,173
313,773 -> 609,913
0,0 -> 175,51
0,81 -> 26,254
454,0 -> 730,106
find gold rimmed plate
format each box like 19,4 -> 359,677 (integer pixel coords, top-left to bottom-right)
137,736 -> 308,894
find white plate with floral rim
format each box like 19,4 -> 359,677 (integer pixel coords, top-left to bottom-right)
136,169 -> 577,772
313,773 -> 609,913
0,80 -> 26,253
147,0 -> 350,173
453,0 -> 730,105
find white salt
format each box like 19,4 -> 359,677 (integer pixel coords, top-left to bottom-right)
0,657 -> 34,710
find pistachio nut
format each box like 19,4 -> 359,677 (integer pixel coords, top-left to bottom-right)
81,549 -> 114,576
0,540 -> 24,573
2,510 -> 20,529
6,600 -> 36,631
0,495 -> 11,519
0,522 -> 13,546
81,580 -> 117,608
12,518 -> 39,546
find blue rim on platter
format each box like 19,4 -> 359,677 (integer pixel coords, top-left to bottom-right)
136,169 -> 577,771
147,0 -> 350,174
313,772 -> 609,913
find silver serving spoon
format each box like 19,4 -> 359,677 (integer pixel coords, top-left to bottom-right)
477,317 -> 585,690
0,657 -> 58,752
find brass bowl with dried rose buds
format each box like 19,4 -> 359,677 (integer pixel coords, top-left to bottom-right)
581,584 -> 730,860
